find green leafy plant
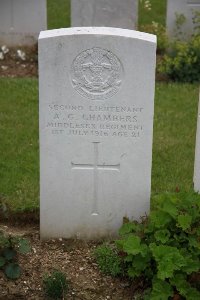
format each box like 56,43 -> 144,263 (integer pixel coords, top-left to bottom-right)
43,270 -> 68,299
116,192 -> 200,299
94,244 -> 122,277
0,231 -> 31,279
158,8 -> 200,83
158,34 -> 200,82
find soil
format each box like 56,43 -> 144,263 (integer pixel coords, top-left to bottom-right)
0,221 -> 135,300
0,45 -> 38,78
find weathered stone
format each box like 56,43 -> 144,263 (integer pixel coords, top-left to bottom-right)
0,0 -> 46,46
167,0 -> 200,40
71,0 -> 138,29
39,27 -> 156,239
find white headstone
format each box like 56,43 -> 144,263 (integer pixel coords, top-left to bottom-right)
167,0 -> 200,40
0,0 -> 47,46
194,90 -> 200,192
39,27 -> 156,239
71,0 -> 138,29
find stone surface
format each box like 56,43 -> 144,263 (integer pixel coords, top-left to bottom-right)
194,90 -> 200,192
71,0 -> 138,29
167,0 -> 200,40
0,0 -> 47,46
39,27 -> 156,239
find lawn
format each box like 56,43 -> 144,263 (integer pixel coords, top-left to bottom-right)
0,79 -> 199,211
139,0 -> 167,27
152,83 -> 199,194
0,79 -> 39,211
47,0 -> 70,29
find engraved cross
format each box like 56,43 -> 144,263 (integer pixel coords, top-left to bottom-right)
71,142 -> 120,215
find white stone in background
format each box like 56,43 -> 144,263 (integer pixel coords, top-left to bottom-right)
16,49 -> 26,61
39,27 -> 156,239
167,0 -> 200,40
194,90 -> 200,192
0,0 -> 47,46
0,52 -> 4,60
1,45 -> 9,54
71,0 -> 138,29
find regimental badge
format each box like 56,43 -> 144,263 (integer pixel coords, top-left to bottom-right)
71,47 -> 123,100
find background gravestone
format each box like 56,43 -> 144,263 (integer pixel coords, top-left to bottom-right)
71,0 -> 138,29
167,0 -> 200,40
39,27 -> 156,239
194,90 -> 200,192
0,0 -> 47,46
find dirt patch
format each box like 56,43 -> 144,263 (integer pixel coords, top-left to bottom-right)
0,45 -> 38,78
0,223 -> 135,300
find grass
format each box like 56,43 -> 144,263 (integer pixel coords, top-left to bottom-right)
47,0 -> 70,29
0,79 -> 199,211
152,83 -> 199,194
139,0 -> 167,28
0,79 -> 39,211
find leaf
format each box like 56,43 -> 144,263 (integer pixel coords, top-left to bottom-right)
196,227 -> 200,236
119,222 -> 138,236
125,252 -> 152,279
186,287 -> 200,300
115,239 -> 124,250
128,266 -> 142,278
0,256 -> 6,267
124,254 -> 133,262
177,214 -> 192,230
18,239 -> 31,254
181,256 -> 200,274
150,244 -> 186,279
161,199 -> 178,218
123,236 -> 141,255
173,231 -> 188,243
150,211 -> 172,229
154,230 -> 170,244
188,236 -> 200,249
150,277 -> 173,300
122,236 -> 148,256
171,272 -> 200,298
170,273 -> 189,296
131,253 -> 151,271
5,263 -> 21,279
3,248 -> 17,260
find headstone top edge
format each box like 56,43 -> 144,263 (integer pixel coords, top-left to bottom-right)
39,27 -> 157,44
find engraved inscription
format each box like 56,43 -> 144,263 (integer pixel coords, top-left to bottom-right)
46,103 -> 144,138
47,104 -> 144,138
71,142 -> 120,215
71,47 -> 123,100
